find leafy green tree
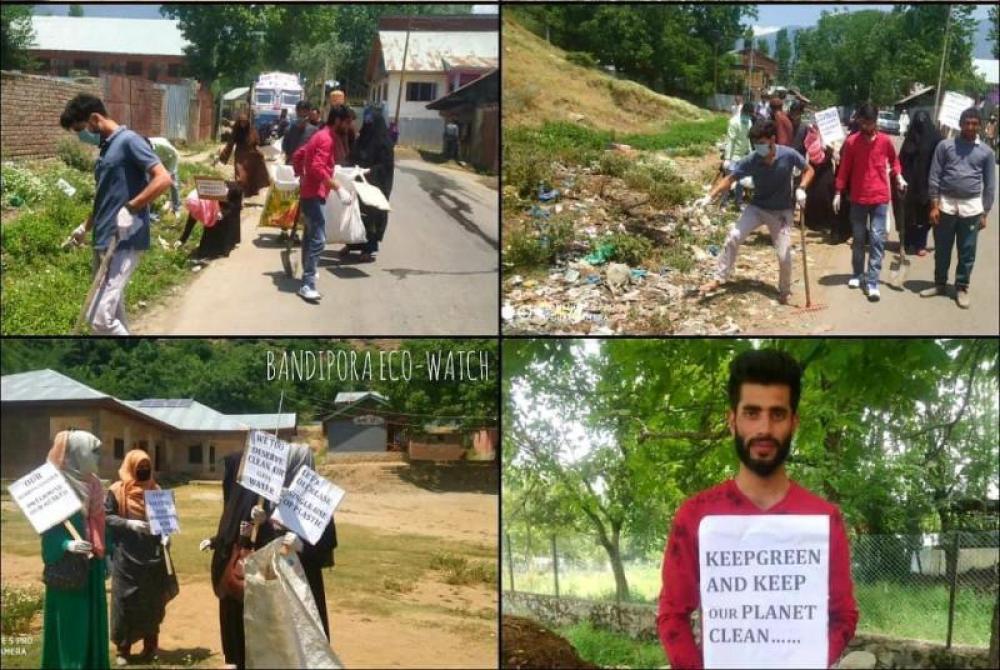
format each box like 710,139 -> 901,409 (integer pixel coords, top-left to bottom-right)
1,4 -> 35,70
991,6 -> 999,59
68,5 -> 84,18
756,37 -> 770,57
774,28 -> 792,81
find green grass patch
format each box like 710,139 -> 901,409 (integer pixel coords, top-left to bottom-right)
430,553 -> 499,586
559,622 -> 667,669
504,213 -> 576,270
855,580 -> 994,646
621,116 -> 729,153
1,160 -> 223,334
0,583 -> 43,635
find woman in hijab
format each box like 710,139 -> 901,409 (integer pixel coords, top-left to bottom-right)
343,108 -> 395,263
898,110 -> 942,256
105,450 -> 170,665
217,114 -> 271,199
203,443 -> 337,668
41,430 -> 109,670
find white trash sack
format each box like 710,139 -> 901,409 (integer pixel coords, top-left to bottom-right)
324,166 -> 365,244
243,537 -> 342,669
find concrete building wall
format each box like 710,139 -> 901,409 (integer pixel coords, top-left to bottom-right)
325,421 -> 387,453
28,50 -> 187,84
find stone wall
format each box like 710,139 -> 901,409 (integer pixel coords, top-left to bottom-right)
504,592 -> 992,669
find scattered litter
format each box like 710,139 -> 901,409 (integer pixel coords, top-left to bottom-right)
707,244 -> 720,257
56,179 -> 77,198
564,268 -> 581,283
630,268 -> 648,280
606,263 -> 631,291
538,185 -> 560,202
529,205 -> 551,219
583,243 -> 615,266
501,304 -> 516,321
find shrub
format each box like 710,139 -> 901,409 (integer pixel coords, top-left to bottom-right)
599,233 -> 653,266
623,160 -> 698,208
505,214 -> 575,269
56,137 -> 97,172
430,554 -> 497,586
1,163 -> 47,206
0,584 -> 43,635
566,51 -> 599,68
598,152 -> 631,178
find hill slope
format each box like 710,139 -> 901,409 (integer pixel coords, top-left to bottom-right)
502,17 -> 709,134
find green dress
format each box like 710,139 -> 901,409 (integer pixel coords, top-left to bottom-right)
41,511 -> 110,669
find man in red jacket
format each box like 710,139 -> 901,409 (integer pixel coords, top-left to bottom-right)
292,106 -> 354,302
657,349 -> 858,669
833,103 -> 907,302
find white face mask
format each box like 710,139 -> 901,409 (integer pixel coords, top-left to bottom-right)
754,143 -> 772,157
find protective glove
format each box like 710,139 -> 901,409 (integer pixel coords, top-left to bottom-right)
125,520 -> 150,535
67,540 -> 93,555
337,187 -> 353,206
116,206 -> 142,241
199,538 -> 213,552
722,159 -> 732,171
795,188 -> 807,209
896,175 -> 908,192
692,196 -> 712,210
250,505 -> 267,524
833,193 -> 842,214
71,223 -> 87,244
282,532 -> 304,553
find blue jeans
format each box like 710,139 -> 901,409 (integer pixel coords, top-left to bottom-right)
299,197 -> 326,290
933,212 -> 980,289
849,202 -> 887,288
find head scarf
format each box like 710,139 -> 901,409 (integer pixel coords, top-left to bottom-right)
108,449 -> 159,520
47,430 -> 106,558
284,442 -> 315,487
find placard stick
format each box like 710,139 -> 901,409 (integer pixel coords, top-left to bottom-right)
164,546 -> 174,575
250,390 -> 284,544
63,519 -> 93,559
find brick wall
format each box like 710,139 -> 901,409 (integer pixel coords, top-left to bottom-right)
0,71 -> 101,161
408,441 -> 467,461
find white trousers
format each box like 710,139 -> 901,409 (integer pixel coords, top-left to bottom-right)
714,205 -> 793,296
89,248 -> 141,335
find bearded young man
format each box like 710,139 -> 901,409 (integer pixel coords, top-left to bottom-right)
656,349 -> 858,669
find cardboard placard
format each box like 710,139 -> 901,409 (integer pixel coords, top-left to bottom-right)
6,462 -> 84,534
194,176 -> 229,201
271,465 -> 344,545
938,91 -> 975,130
237,430 -> 290,503
144,489 -> 180,535
699,515 -> 829,669
814,107 -> 845,147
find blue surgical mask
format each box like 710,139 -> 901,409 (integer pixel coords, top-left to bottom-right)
754,143 -> 771,157
77,129 -> 101,146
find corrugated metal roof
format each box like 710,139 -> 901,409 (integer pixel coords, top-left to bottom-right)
29,16 -> 189,57
334,391 -> 389,405
1,369 -> 108,402
123,400 -> 248,432
229,413 -> 297,431
378,31 -> 498,73
223,86 -> 251,101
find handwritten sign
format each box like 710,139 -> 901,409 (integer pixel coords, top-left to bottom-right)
938,91 -> 975,130
814,107 -> 845,147
699,515 -> 829,669
6,462 -> 84,534
271,466 -> 344,545
193,176 -> 229,201
144,490 -> 180,535
238,430 -> 290,503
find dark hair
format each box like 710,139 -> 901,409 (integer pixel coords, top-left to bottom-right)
748,120 -> 777,141
856,103 -> 878,122
59,93 -> 107,130
326,104 -> 352,127
740,102 -> 755,117
295,100 -> 311,113
959,107 -> 981,124
789,100 -> 807,115
728,349 -> 803,412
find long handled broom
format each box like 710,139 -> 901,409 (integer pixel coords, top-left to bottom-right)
794,205 -> 827,312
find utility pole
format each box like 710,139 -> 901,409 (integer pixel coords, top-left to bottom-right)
933,5 -> 953,123
392,15 -> 412,128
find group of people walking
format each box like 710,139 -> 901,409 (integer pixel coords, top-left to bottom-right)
703,93 -> 994,308
39,429 -> 337,669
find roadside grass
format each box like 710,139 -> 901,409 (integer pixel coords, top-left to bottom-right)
559,622 -> 668,669
1,159 -> 224,334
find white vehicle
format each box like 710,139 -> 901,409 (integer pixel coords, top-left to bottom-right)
251,72 -> 303,130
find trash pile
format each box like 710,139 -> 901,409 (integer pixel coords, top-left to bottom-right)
503,154 -> 808,335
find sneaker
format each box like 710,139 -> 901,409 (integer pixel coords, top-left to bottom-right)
956,289 -> 970,309
867,285 -> 880,302
115,655 -> 128,667
920,285 -> 946,298
847,276 -> 861,289
297,285 -> 321,302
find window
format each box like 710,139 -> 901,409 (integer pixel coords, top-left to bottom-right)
148,64 -> 160,82
126,61 -> 143,76
209,445 -> 216,472
188,444 -> 203,464
73,59 -> 90,71
405,82 -> 437,102
167,63 -> 181,78
114,438 -> 124,459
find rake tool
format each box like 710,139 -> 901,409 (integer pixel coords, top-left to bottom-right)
794,206 -> 827,312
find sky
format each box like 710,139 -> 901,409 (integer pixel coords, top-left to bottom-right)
754,2 -> 993,32
32,3 -> 499,19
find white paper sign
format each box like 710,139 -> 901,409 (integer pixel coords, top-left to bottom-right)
814,107 -> 845,147
271,466 -> 344,545
144,490 -> 180,535
938,91 -> 975,130
238,430 -> 290,503
699,515 -> 829,669
6,462 -> 84,534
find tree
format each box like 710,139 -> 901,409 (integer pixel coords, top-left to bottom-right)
1,4 -> 35,70
756,37 -> 770,57
991,6 -> 999,59
68,4 -> 84,17
774,28 -> 792,81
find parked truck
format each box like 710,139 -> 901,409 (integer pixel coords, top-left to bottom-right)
250,71 -> 303,142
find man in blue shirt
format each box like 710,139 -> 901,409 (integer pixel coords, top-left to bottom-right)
61,94 -> 172,335
696,120 -> 815,305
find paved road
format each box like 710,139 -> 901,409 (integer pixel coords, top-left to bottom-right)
135,159 -> 498,335
803,144 -> 998,335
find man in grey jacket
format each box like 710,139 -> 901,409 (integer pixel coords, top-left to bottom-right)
922,108 -> 995,309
